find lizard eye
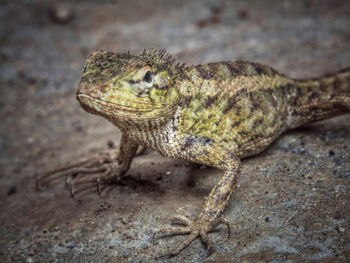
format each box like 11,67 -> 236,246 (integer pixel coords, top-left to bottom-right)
143,71 -> 152,83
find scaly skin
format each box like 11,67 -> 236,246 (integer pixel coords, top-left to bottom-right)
38,49 -> 350,257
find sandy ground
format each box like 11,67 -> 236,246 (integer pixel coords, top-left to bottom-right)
0,0 -> 349,262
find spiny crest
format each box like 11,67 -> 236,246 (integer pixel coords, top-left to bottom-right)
140,48 -> 188,72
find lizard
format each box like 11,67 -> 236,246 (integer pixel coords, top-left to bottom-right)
37,49 -> 350,257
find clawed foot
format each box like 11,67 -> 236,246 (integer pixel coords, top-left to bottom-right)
65,162 -> 126,197
36,149 -> 125,196
153,214 -> 230,258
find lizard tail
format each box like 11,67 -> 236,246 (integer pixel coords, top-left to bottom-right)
286,67 -> 350,129
299,67 -> 350,94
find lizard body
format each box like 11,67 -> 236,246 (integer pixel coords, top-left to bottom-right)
42,49 -> 350,257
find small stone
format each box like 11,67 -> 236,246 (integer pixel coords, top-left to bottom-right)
49,2 -> 75,24
107,140 -> 115,149
337,226 -> 345,233
313,222 -> 322,228
120,216 -> 129,225
166,171 -> 171,175
27,137 -> 34,144
264,217 -> 270,222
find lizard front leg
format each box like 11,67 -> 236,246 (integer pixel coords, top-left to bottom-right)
37,134 -> 139,196
154,142 -> 241,257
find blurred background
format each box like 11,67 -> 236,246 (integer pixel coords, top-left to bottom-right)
1,0 -> 350,262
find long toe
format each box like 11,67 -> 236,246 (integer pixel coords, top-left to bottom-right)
212,216 -> 231,239
199,230 -> 214,252
154,214 -> 232,258
157,232 -> 199,258
37,149 -> 118,190
153,226 -> 192,241
171,215 -> 192,226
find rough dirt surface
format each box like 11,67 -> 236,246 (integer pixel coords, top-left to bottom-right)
0,0 -> 350,262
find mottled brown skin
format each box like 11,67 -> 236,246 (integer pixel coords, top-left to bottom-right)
38,49 -> 350,257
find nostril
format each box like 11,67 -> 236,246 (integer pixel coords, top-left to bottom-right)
100,84 -> 110,93
77,82 -> 90,95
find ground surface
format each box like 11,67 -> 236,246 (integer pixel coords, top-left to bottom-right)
0,0 -> 350,262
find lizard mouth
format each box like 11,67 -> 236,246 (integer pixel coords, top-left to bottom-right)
76,93 -> 154,116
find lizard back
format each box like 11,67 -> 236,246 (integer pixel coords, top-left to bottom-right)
175,62 -> 350,158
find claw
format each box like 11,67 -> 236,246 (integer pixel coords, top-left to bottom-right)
155,232 -> 199,259
69,181 -> 74,198
215,217 -> 231,239
65,174 -> 74,192
96,178 -> 102,196
69,182 -> 93,198
199,230 -> 213,251
67,171 -> 111,197
163,232 -> 199,258
153,215 -> 231,258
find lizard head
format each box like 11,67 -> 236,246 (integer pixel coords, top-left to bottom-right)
77,50 -> 182,127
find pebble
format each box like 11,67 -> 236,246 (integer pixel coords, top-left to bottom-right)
27,137 -> 34,144
337,226 -> 345,233
49,2 -> 75,24
107,140 -> 115,149
120,216 -> 129,225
